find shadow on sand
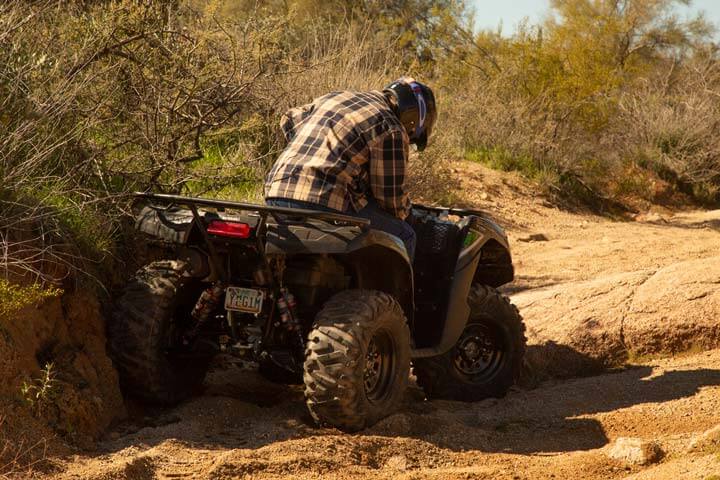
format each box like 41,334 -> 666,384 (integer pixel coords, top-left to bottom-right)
100,348 -> 720,457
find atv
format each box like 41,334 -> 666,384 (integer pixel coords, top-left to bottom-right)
109,192 -> 525,431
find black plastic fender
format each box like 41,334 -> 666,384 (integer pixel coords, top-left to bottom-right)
266,224 -> 414,322
472,216 -> 514,288
344,230 -> 414,324
136,206 -> 194,244
411,216 -> 513,358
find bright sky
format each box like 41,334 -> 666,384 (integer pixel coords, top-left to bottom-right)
471,0 -> 720,34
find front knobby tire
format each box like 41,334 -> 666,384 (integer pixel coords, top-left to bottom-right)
413,284 -> 526,401
304,290 -> 411,431
109,260 -> 214,405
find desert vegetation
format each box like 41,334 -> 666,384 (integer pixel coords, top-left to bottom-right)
1,0 -> 718,285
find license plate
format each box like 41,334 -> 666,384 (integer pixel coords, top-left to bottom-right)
225,287 -> 264,314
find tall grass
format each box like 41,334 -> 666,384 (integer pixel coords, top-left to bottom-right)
0,1 -> 454,289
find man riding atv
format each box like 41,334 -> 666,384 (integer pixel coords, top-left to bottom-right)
264,77 -> 437,259
112,76 -> 525,432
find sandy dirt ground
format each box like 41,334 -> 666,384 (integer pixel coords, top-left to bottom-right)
44,163 -> 720,479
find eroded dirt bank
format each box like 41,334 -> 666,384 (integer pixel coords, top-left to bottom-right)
36,164 -> 720,478
0,289 -> 125,474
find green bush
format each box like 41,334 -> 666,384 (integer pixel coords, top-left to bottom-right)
437,0 -> 719,208
466,147 -> 544,179
0,280 -> 61,316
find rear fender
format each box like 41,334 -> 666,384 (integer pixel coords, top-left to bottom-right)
473,216 -> 514,287
266,224 -> 414,321
343,230 -> 414,324
136,206 -> 194,244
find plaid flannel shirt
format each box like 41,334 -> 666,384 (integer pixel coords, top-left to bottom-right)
264,90 -> 411,219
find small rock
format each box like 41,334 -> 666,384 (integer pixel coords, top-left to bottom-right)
518,233 -> 549,243
479,192 -> 489,200
687,424 -> 720,452
385,454 -> 407,471
636,212 -> 666,223
608,437 -> 664,466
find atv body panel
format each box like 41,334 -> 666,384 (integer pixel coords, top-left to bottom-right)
265,221 -> 414,321
410,210 -> 513,358
131,193 -> 513,359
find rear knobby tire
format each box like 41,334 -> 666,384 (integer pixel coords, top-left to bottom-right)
413,284 -> 525,401
109,260 -> 213,405
304,290 -> 411,431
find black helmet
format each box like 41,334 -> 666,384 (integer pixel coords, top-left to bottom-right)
384,78 -> 437,151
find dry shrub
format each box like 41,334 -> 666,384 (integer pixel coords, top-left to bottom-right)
268,23 -> 458,204
0,1 -> 134,283
278,22 -> 403,103
434,3 -> 720,210
617,55 -> 720,202
440,63 -> 622,209
0,1 -> 286,280
0,415 -> 49,479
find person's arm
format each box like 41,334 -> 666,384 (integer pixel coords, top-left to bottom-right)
368,129 -> 411,220
280,102 -> 315,143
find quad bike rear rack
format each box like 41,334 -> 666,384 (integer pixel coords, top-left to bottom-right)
134,192 -> 371,228
134,192 -> 370,283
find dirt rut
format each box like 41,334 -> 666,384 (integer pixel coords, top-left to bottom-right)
50,350 -> 720,479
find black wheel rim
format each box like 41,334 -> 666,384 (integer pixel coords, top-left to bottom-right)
363,329 -> 395,402
453,322 -> 506,381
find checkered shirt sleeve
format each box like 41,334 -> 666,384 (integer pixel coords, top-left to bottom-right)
369,130 -> 411,219
279,103 -> 315,143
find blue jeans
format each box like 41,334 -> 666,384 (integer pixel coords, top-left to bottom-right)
266,198 -> 416,260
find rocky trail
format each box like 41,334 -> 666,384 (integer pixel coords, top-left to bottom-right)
38,164 -> 720,479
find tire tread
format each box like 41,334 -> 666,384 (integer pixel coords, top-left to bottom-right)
304,290 -> 410,431
413,284 -> 526,401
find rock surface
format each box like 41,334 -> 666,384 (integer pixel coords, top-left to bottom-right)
515,256 -> 720,378
607,437 -> 664,466
687,424 -> 720,453
384,455 -> 408,471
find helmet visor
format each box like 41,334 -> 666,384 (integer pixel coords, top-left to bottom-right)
409,81 -> 427,139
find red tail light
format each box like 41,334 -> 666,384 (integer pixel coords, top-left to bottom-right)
207,220 -> 252,239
